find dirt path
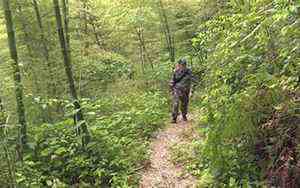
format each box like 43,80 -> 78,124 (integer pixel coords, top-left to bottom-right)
139,117 -> 197,188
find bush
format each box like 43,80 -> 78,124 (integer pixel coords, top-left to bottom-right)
191,1 -> 300,186
17,92 -> 168,187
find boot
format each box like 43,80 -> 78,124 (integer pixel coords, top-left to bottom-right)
171,116 -> 177,124
182,115 -> 188,122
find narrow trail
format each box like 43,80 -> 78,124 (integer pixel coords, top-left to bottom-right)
139,116 -> 198,188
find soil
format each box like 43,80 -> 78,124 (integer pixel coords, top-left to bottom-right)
139,117 -> 197,188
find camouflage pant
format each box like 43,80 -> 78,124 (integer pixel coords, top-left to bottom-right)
172,88 -> 190,119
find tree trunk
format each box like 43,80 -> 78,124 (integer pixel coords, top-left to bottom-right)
135,1 -> 153,69
16,2 -> 33,58
90,19 -> 106,50
138,35 -> 145,73
91,22 -> 102,48
53,0 -> 90,146
33,0 -> 50,61
2,0 -> 27,157
32,0 -> 57,98
0,97 -> 3,112
0,96 -> 6,125
158,0 -> 175,62
82,0 -> 89,56
16,1 -> 41,95
140,26 -> 153,68
135,27 -> 153,70
62,0 -> 70,53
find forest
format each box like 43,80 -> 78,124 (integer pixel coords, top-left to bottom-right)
0,0 -> 299,187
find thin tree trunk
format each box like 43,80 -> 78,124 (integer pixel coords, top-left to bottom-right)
1,113 -> 17,188
2,130 -> 17,188
139,40 -> 145,73
82,0 -> 89,55
135,27 -> 153,69
158,0 -> 175,62
53,0 -> 90,146
33,0 -> 49,60
91,22 -> 102,48
0,96 -> 6,125
62,0 -> 70,53
140,26 -> 153,68
32,0 -> 57,98
16,2 -> 41,95
0,97 -> 3,112
2,0 -> 27,158
135,27 -> 145,73
16,2 -> 33,58
90,20 -> 106,50
135,0 -> 153,69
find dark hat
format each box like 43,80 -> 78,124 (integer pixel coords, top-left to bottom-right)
178,58 -> 187,66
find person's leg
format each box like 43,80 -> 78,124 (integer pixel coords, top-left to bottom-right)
171,90 -> 180,123
181,90 -> 190,121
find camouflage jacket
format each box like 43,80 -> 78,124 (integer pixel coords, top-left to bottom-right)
170,68 -> 193,91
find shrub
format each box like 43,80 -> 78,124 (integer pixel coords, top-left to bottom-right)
192,1 -> 300,186
17,92 -> 168,187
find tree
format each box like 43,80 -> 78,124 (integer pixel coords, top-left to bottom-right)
157,0 -> 175,62
81,0 -> 90,56
53,0 -> 90,146
33,0 -> 50,61
61,0 -> 70,52
0,96 -> 6,125
32,0 -> 57,98
134,0 -> 153,70
2,0 -> 28,157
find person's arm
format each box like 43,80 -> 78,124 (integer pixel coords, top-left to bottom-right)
169,72 -> 176,92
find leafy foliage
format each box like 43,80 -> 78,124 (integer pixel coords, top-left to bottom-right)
16,92 -> 167,187
191,0 -> 300,186
1,0 -> 299,187
73,52 -> 132,96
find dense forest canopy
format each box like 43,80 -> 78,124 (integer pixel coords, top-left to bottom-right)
0,0 -> 299,187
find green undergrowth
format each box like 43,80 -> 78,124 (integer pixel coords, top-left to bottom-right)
15,91 -> 168,187
189,1 -> 300,187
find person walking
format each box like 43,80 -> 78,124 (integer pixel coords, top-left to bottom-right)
170,58 -> 193,123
